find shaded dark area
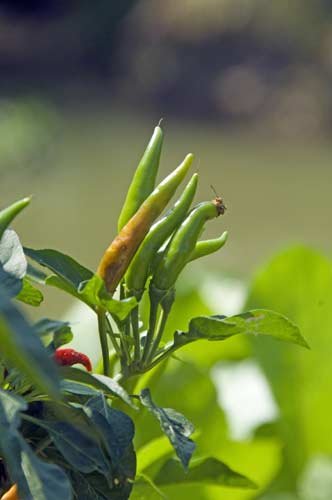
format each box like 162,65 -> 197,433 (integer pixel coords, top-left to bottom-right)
0,0 -> 331,136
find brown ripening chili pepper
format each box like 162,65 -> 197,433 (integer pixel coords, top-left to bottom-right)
97,154 -> 193,294
1,484 -> 18,500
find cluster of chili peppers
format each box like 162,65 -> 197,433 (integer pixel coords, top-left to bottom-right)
95,123 -> 227,379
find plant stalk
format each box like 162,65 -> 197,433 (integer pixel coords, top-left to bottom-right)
141,298 -> 159,365
131,306 -> 141,362
97,308 -> 110,376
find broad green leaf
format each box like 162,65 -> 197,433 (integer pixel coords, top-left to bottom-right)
26,262 -> 48,284
60,366 -> 136,409
34,318 -> 73,348
0,390 -> 71,500
28,417 -> 110,475
45,273 -> 82,300
16,277 -> 43,306
0,263 -> 22,297
246,247 -> 332,489
0,290 -> 60,398
0,197 -> 30,239
139,388 -> 196,470
174,309 -> 308,349
60,379 -> 100,397
157,438 -> 282,500
131,474 -> 166,499
84,394 -> 135,465
83,393 -> 136,499
69,470 -> 112,500
154,457 -> 257,489
24,247 -> 94,288
93,373 -> 137,409
136,435 -> 174,474
39,266 -> 136,321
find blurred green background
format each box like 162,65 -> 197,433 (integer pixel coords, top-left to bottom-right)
1,1 -> 332,498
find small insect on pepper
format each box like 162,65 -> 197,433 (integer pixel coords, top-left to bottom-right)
53,348 -> 92,372
125,173 -> 198,299
152,197 -> 226,292
97,153 -> 193,294
118,124 -> 163,231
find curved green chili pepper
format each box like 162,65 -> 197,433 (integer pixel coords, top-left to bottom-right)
189,230 -> 228,262
0,197 -> 31,240
117,125 -> 163,231
125,173 -> 198,298
152,198 -> 226,292
97,153 -> 193,293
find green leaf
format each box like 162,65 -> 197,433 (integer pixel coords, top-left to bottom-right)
26,262 -> 48,284
131,474 -> 166,499
0,263 -> 22,297
34,318 -> 73,348
0,197 -> 31,239
60,366 -> 136,409
84,393 -> 135,465
139,388 -> 196,470
45,273 -> 82,301
69,471 -> 111,500
174,309 -> 308,349
60,379 -> 100,397
79,274 -> 137,320
246,247 -> 332,488
136,435 -> 174,474
26,252 -> 137,320
0,390 -> 71,500
16,277 -> 44,306
154,457 -> 257,489
29,417 -> 110,476
24,247 -> 94,288
0,290 -> 60,398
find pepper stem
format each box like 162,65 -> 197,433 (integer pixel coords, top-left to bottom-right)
131,305 -> 141,362
141,293 -> 160,365
146,308 -> 168,363
147,289 -> 175,362
97,308 -> 110,376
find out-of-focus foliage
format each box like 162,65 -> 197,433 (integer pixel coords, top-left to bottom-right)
247,247 -> 332,497
0,98 -> 58,171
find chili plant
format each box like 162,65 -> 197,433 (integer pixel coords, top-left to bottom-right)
0,125 -> 308,499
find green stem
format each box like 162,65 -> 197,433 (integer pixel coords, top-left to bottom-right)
144,339 -> 194,371
147,307 -> 170,363
97,309 -> 110,376
131,306 -> 141,362
105,314 -> 122,357
141,298 -> 159,365
111,314 -> 132,367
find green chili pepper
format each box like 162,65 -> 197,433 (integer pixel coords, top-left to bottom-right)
97,153 -> 193,293
152,198 -> 226,292
0,197 -> 31,240
125,173 -> 198,298
117,125 -> 163,231
189,230 -> 228,262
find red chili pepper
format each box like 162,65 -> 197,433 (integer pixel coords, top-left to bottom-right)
53,348 -> 92,372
